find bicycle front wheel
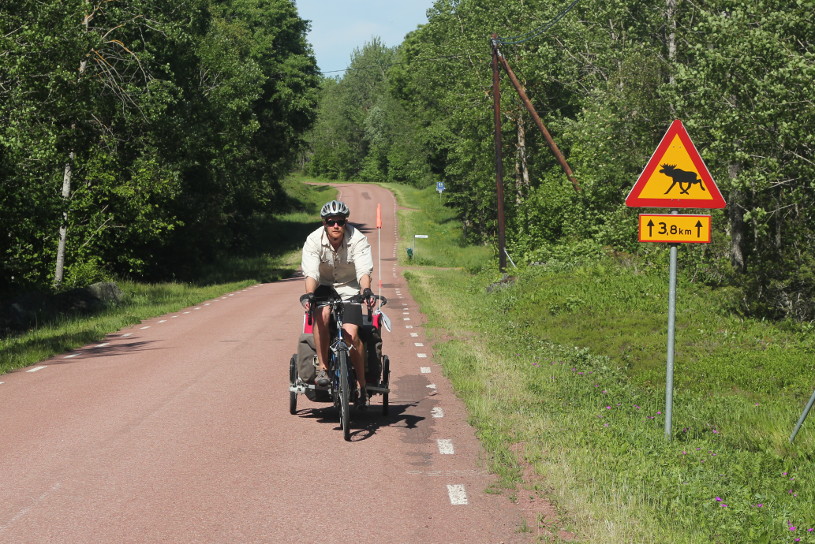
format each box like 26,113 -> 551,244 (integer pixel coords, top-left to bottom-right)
338,351 -> 351,441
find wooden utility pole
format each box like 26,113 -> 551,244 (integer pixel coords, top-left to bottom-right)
491,35 -> 508,272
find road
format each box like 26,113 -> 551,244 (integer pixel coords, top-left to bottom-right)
0,183 -> 532,543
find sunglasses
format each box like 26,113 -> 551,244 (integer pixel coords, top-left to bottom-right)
324,218 -> 346,227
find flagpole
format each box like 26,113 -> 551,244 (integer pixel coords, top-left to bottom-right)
376,203 -> 382,309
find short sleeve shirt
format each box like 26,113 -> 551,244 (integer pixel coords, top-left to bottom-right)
301,224 -> 374,299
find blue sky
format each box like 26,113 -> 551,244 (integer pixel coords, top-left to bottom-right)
295,0 -> 436,74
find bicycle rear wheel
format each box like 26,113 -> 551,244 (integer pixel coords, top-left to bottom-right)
338,351 -> 351,441
289,354 -> 297,415
381,355 -> 390,416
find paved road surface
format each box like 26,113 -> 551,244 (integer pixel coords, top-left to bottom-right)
0,183 -> 531,543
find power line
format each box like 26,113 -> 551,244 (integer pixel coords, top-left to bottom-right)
497,0 -> 581,45
315,0 -> 581,75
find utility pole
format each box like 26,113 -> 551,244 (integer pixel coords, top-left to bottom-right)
491,35 -> 507,272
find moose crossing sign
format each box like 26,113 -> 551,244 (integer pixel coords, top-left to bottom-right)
626,120 -> 726,209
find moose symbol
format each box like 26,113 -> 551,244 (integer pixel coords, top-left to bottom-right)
660,164 -> 706,195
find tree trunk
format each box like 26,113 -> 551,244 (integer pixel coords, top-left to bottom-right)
666,0 -> 677,85
728,163 -> 747,274
514,113 -> 530,205
54,7 -> 90,287
54,151 -> 75,286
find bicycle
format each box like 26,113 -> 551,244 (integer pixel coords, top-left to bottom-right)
289,290 -> 391,441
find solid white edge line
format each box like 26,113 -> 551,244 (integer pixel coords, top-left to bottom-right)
447,484 -> 468,505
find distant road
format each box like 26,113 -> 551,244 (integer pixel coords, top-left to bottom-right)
0,183 -> 532,543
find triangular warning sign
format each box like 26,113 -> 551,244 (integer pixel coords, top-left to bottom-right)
626,120 -> 726,209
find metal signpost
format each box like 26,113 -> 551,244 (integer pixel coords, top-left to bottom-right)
626,119 -> 726,440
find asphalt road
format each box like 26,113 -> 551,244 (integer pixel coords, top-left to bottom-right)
0,183 -> 532,543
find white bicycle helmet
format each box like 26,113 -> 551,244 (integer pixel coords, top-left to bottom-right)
320,200 -> 350,218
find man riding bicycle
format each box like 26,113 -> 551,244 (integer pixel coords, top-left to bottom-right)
301,200 -> 375,409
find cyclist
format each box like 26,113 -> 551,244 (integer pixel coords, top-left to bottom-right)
301,199 -> 376,408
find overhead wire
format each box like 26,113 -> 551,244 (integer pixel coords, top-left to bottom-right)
497,0 -> 581,45
314,0 -> 581,75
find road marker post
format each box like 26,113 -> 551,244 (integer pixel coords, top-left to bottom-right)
413,234 -> 428,260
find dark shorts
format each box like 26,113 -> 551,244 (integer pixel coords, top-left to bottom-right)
313,285 -> 363,327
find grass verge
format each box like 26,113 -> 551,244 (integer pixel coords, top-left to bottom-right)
398,184 -> 815,543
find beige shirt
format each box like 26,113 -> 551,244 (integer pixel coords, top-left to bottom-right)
301,224 -> 374,299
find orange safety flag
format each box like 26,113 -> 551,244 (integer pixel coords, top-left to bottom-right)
376,203 -> 382,229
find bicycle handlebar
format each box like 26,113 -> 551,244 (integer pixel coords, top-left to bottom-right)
299,293 -> 388,309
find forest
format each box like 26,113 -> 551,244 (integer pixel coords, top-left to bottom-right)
2,0 -> 813,322
307,0 -> 815,321
0,0 -> 319,291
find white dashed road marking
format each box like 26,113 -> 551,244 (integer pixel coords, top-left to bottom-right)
431,407 -> 445,418
417,353 -> 427,358
122,333 -> 132,337
414,342 -> 424,347
427,384 -> 437,390
27,366 -> 46,373
437,439 -> 455,454
95,343 -> 109,348
410,332 -> 419,337
420,367 -> 431,374
447,484 -> 468,505
64,354 -> 78,359
140,326 -> 150,330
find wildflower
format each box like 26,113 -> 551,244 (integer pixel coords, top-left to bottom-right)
789,526 -> 796,531
715,497 -> 722,502
712,429 -> 719,434
606,406 -> 612,410
754,504 -> 763,508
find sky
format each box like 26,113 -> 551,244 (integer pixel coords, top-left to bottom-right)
294,0 -> 436,75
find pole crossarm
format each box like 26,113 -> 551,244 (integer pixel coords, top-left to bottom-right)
493,44 -> 580,193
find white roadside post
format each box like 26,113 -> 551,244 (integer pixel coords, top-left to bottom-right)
413,234 -> 429,260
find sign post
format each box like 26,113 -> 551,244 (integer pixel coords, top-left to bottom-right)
626,119 -> 726,440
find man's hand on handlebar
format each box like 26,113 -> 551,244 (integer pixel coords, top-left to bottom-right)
362,287 -> 376,309
299,292 -> 315,311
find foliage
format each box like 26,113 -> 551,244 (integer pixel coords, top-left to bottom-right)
306,38 -> 434,185
307,0 -> 815,320
0,176 -> 332,373
0,0 -> 319,294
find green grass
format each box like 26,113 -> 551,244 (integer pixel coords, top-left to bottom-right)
1,175 -> 335,375
381,183 -> 493,270
395,187 -> 815,542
